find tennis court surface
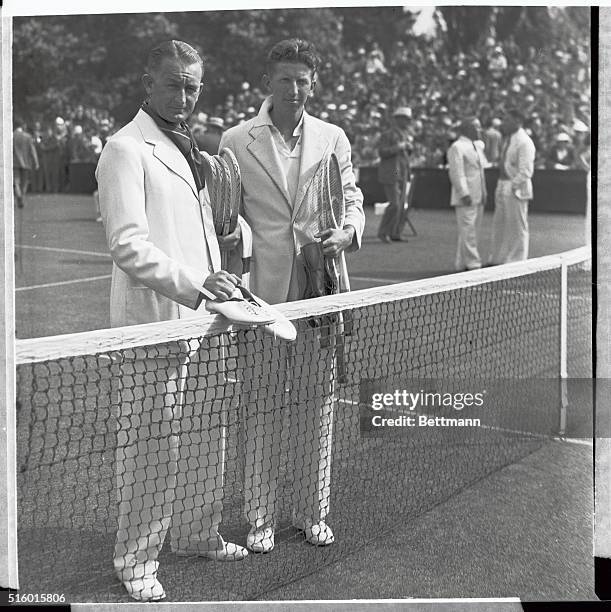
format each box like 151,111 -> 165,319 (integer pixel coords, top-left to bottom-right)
12,194 -> 593,602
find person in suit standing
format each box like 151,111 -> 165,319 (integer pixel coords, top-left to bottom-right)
220,38 -> 364,554
489,108 -> 536,264
376,107 -> 412,243
482,118 -> 502,167
40,119 -> 66,193
447,116 -> 488,271
13,119 -> 39,208
96,40 -> 248,603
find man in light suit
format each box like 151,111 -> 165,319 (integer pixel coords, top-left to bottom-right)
489,108 -> 536,264
219,38 -> 365,554
96,40 -> 247,603
447,117 -> 488,271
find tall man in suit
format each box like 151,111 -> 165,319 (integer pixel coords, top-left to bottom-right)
447,117 -> 488,271
13,119 -> 39,209
96,40 -> 247,603
376,107 -> 412,243
220,38 -> 364,554
489,108 -> 536,264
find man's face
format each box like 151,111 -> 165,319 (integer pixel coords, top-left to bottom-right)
143,58 -> 202,124
464,119 -> 482,141
501,114 -> 519,136
264,62 -> 315,114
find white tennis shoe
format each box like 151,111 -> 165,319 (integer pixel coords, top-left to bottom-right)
207,286 -> 297,342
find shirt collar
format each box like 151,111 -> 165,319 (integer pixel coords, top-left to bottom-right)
258,96 -> 305,137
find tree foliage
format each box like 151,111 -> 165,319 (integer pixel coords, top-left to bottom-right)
12,7 -> 591,125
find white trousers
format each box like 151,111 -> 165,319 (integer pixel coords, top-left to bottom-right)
490,180 -> 529,264
454,203 -> 484,271
240,322 -> 335,529
113,341 -> 227,579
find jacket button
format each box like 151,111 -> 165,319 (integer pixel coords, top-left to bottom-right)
208,265 -> 214,272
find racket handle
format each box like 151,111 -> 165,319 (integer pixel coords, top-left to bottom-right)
330,260 -> 348,384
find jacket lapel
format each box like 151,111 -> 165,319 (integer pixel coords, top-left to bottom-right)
134,110 -> 198,199
247,126 -> 292,210
292,113 -> 330,221
245,99 -> 292,210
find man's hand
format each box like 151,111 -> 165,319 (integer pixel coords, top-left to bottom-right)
460,195 -> 473,206
203,271 -> 241,301
316,226 -> 355,259
217,223 -> 242,251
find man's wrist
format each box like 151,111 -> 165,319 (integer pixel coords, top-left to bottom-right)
200,285 -> 217,301
343,225 -> 356,246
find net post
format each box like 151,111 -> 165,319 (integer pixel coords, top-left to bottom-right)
0,12 -> 19,589
558,261 -> 569,437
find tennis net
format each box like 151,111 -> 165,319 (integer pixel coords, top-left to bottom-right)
14,247 -> 592,602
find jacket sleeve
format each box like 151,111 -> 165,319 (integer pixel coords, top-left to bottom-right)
512,137 -> 536,188
335,128 -> 365,252
96,137 -> 209,310
447,143 -> 469,198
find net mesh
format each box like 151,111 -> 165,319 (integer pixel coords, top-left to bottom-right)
14,249 -> 591,602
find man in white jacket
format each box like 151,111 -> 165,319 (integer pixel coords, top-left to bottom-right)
447,117 -> 488,271
489,108 -> 536,264
96,40 -> 247,603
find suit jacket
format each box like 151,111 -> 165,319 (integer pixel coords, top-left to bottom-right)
500,127 -> 536,201
220,97 -> 365,305
96,109 -> 221,327
377,126 -> 411,184
13,128 -> 39,170
447,136 -> 488,207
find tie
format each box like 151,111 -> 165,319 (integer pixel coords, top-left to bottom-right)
141,103 -> 205,192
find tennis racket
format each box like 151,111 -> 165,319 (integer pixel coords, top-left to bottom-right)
320,152 -> 349,384
206,148 -> 241,271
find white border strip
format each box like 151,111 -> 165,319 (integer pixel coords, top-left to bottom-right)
15,248 -> 590,364
0,10 -> 19,590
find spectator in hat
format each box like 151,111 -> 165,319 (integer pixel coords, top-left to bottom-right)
447,116 -> 488,271
376,106 -> 413,243
546,133 -> 575,170
489,46 -> 508,80
197,117 -> 225,154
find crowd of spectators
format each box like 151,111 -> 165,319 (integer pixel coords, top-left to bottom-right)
21,29 -> 590,188
25,105 -> 115,193
199,32 -> 591,171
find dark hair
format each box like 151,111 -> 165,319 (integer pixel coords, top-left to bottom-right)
458,116 -> 479,134
146,40 -> 204,74
265,38 -> 321,76
505,108 -> 524,124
